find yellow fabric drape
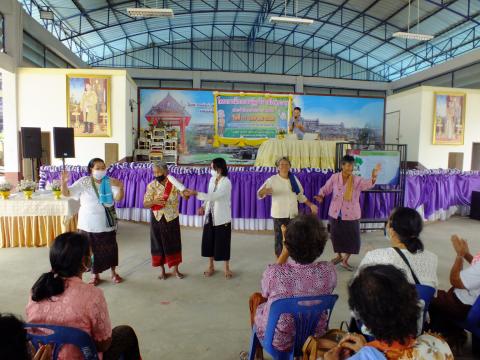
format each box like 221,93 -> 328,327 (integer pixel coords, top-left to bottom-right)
0,215 -> 78,248
213,136 -> 268,147
254,139 -> 337,169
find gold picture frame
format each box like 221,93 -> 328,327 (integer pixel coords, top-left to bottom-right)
432,92 -> 466,145
66,74 -> 111,137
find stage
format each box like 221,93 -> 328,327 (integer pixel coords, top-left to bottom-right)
38,164 -> 480,231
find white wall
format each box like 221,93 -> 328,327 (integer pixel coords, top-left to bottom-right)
386,86 -> 480,169
125,77 -> 138,157
386,89 -> 422,162
16,68 -> 132,166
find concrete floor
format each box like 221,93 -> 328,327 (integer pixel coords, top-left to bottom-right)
1,216 -> 479,359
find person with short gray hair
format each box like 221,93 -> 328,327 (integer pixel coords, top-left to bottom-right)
143,161 -> 188,280
257,156 -> 318,257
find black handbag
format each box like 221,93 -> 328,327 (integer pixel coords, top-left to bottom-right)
91,177 -> 118,228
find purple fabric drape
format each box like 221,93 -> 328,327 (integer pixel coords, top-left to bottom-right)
39,165 -> 480,220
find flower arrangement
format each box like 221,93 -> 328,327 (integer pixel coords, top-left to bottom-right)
51,180 -> 62,191
51,180 -> 62,199
0,182 -> 12,192
0,182 -> 12,199
277,128 -> 287,139
18,180 -> 37,192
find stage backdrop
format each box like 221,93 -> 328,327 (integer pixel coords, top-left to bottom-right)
139,89 -> 385,165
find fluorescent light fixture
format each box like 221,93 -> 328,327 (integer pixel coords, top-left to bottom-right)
126,7 -> 174,18
392,31 -> 434,41
269,16 -> 314,25
39,9 -> 54,21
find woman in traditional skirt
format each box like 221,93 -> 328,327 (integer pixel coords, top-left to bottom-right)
315,155 -> 381,271
61,158 -> 124,285
143,161 -> 188,280
186,158 -> 233,279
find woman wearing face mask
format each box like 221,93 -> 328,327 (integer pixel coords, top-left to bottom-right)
185,158 -> 233,279
143,161 -> 188,280
61,158 -> 124,286
357,207 -> 438,288
315,155 -> 381,271
26,232 -> 141,360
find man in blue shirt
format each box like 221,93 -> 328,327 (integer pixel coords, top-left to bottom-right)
288,106 -> 305,140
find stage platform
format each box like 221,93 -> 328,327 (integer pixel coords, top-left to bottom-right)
39,164 -> 480,231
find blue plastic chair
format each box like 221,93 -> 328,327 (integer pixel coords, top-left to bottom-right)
24,323 -> 99,360
455,295 -> 480,354
416,284 -> 436,330
249,295 -> 338,360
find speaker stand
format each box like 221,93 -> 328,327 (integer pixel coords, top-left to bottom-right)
29,158 -> 37,182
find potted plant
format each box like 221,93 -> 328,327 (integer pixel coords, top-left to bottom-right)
51,180 -> 62,200
277,128 -> 287,139
18,180 -> 37,200
0,182 -> 12,199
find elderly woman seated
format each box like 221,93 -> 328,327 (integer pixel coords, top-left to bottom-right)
324,265 -> 452,360
249,214 -> 337,358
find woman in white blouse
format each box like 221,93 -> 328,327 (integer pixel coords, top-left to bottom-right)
358,207 -> 438,288
61,158 -> 124,286
186,158 -> 233,279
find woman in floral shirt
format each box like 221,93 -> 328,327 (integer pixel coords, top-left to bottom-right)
324,265 -> 453,360
249,215 -> 337,357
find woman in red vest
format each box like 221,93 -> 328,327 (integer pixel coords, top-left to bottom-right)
143,161 -> 188,280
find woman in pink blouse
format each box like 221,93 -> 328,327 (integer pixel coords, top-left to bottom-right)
315,155 -> 381,271
249,215 -> 337,358
26,232 -> 141,360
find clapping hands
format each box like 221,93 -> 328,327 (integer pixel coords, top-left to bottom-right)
451,234 -> 470,257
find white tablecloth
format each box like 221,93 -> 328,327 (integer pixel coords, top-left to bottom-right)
0,192 -> 80,247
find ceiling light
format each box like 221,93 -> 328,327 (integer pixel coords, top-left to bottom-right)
269,16 -> 314,25
393,0 -> 434,42
126,8 -> 174,18
392,31 -> 434,41
39,9 -> 54,21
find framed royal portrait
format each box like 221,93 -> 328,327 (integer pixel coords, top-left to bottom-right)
432,92 -> 466,145
67,75 -> 111,137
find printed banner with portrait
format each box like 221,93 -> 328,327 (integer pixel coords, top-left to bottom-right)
67,75 -> 111,137
213,92 -> 292,147
433,92 -> 466,145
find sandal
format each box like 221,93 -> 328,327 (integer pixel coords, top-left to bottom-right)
340,263 -> 354,271
203,268 -> 215,277
89,277 -> 100,286
111,274 -> 123,284
158,273 -> 169,280
225,270 -> 233,279
331,256 -> 342,265
174,271 -> 185,279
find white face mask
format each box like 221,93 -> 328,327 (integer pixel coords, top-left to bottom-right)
92,170 -> 106,180
210,169 -> 218,178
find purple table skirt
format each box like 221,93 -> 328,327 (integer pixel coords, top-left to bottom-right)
39,164 -> 480,221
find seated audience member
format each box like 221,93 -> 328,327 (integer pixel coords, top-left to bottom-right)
324,265 -> 452,360
26,232 -> 141,360
358,207 -> 438,288
429,234 -> 480,346
249,215 -> 337,356
0,313 -> 52,360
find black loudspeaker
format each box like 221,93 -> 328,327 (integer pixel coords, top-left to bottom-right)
21,127 -> 42,158
471,191 -> 480,221
53,127 -> 75,158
